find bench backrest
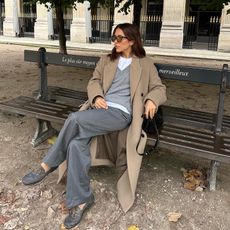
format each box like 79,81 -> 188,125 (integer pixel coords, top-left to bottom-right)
24,49 -> 99,69
156,64 -> 229,86
24,49 -> 230,87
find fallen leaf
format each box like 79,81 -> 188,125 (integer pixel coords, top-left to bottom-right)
58,201 -> 68,214
60,223 -> 67,230
167,212 -> 182,222
184,181 -> 196,190
0,189 -> 16,204
128,225 -> 140,230
47,136 -> 57,145
0,215 -> 10,225
182,169 -> 207,191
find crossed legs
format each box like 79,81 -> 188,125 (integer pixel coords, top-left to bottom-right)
22,107 -> 131,228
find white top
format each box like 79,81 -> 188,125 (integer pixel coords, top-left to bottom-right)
118,56 -> 132,71
106,101 -> 130,114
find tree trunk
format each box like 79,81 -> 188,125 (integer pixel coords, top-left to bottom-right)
133,0 -> 142,28
55,2 -> 67,54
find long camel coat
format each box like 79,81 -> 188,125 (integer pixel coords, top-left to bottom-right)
58,55 -> 167,213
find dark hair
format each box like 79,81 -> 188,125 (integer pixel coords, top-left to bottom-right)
109,23 -> 146,61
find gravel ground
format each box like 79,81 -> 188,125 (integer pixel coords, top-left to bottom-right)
0,44 -> 230,230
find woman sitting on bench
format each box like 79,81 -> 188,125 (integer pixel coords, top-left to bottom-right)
22,23 -> 167,229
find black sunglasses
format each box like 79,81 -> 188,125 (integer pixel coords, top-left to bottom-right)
111,35 -> 128,42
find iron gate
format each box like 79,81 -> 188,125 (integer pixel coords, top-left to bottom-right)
183,16 -> 196,49
183,14 -> 221,51
53,18 -> 72,40
90,14 -> 113,43
208,16 -> 221,50
140,15 -> 162,46
53,8 -> 73,40
0,0 -> 4,35
19,1 -> 36,37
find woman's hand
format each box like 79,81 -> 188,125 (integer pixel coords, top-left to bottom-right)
144,99 -> 156,119
94,96 -> 108,109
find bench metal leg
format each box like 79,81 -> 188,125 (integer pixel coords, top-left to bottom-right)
31,119 -> 58,147
209,160 -> 220,191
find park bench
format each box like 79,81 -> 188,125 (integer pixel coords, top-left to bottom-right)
0,47 -> 229,191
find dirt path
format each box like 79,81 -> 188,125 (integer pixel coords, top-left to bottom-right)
0,44 -> 230,230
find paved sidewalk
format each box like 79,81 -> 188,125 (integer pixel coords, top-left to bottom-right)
1,35 -> 230,61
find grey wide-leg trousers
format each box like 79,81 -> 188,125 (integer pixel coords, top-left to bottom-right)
43,107 -> 132,208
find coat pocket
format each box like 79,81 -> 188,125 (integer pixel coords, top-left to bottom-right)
136,130 -> 147,156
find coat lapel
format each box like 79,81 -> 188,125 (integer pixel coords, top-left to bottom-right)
103,58 -> 119,93
130,57 -> 142,102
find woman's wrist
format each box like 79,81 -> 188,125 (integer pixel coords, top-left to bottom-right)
92,95 -> 103,104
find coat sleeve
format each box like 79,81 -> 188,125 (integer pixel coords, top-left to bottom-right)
87,56 -> 107,106
143,59 -> 167,108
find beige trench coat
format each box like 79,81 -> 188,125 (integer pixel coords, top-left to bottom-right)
58,55 -> 167,213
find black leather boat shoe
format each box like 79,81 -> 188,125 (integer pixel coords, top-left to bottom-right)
64,194 -> 95,229
22,166 -> 57,185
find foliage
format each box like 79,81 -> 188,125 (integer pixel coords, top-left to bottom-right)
32,0 -> 76,9
34,0 -> 114,10
30,0 -> 88,54
190,0 -> 229,11
115,0 -> 230,15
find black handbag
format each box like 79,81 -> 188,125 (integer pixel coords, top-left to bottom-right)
141,106 -> 163,155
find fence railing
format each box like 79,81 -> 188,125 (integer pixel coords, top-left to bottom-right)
90,15 -> 113,43
183,15 -> 220,51
0,15 -> 4,35
53,18 -> 72,40
208,16 -> 221,50
183,16 -> 196,49
140,15 -> 162,47
19,13 -> 36,37
0,2 -> 4,35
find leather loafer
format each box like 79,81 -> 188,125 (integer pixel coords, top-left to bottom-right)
22,166 -> 57,185
64,194 -> 95,229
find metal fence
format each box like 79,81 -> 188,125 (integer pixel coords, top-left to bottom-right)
183,15 -> 220,51
90,15 -> 113,43
53,18 -> 72,40
208,16 -> 221,50
183,16 -> 196,49
140,15 -> 162,47
0,1 -> 4,35
19,1 -> 36,37
18,14 -> 36,37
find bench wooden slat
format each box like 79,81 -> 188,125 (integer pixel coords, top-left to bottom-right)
33,86 -> 88,104
0,96 -> 80,123
147,123 -> 230,163
163,105 -> 230,133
